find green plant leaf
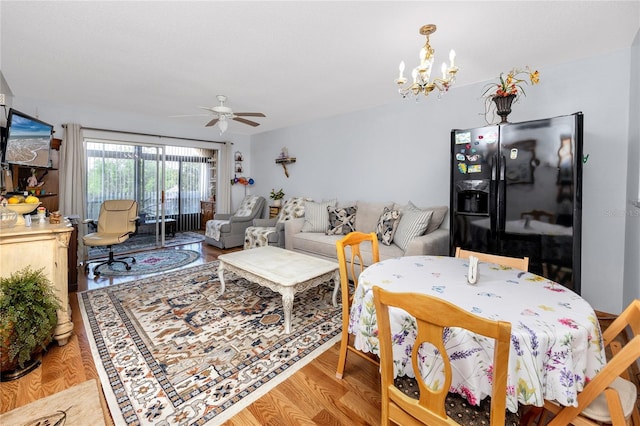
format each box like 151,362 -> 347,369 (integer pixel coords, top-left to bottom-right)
1,266 -> 61,369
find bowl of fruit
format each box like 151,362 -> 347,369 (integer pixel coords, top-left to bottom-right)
6,195 -> 41,214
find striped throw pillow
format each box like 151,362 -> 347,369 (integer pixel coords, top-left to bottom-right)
301,199 -> 336,232
393,209 -> 433,251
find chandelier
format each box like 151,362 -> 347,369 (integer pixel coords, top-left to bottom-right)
395,24 -> 458,99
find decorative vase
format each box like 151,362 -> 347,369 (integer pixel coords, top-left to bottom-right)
272,199 -> 281,207
492,94 -> 516,123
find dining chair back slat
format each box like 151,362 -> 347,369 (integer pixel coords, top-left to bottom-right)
335,232 -> 380,379
373,286 -> 512,425
455,247 -> 529,271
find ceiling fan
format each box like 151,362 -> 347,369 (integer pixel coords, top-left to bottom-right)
176,95 -> 266,134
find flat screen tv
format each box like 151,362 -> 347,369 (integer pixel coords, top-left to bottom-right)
3,108 -> 53,168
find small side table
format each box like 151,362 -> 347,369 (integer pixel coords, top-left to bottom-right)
269,206 -> 281,219
200,200 -> 215,230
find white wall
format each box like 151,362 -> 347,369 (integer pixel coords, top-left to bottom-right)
624,29 -> 640,308
251,50 -> 634,314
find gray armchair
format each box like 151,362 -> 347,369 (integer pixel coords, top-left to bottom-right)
204,195 -> 266,248
246,217 -> 286,248
243,197 -> 308,249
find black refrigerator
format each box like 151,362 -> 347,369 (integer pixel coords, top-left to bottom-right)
450,113 -> 583,293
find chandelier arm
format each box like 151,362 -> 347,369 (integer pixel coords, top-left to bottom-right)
432,77 -> 452,88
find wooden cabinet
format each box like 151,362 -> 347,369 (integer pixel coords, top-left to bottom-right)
0,222 -> 74,346
269,206 -> 281,219
200,201 -> 215,230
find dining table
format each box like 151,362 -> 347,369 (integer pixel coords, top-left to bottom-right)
349,255 -> 606,413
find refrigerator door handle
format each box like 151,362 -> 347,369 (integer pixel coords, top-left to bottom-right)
497,154 -> 507,232
489,155 -> 498,235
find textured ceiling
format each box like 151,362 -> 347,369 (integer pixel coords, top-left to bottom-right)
1,1 -> 639,135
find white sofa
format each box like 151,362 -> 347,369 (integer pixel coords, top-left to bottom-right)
284,200 -> 449,268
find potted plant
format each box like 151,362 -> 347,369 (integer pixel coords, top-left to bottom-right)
1,266 -> 61,378
270,188 -> 285,207
482,67 -> 540,124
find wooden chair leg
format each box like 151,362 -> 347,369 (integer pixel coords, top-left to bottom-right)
335,329 -> 349,379
603,388 -> 627,426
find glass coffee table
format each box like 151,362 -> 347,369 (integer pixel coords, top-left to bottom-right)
217,246 -> 339,334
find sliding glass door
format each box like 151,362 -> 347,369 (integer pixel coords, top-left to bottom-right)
163,146 -> 213,231
85,139 -> 216,255
85,141 -> 166,251
138,145 -> 165,247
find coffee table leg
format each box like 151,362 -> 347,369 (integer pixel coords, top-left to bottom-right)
331,270 -> 339,307
218,261 -> 226,294
282,288 -> 294,334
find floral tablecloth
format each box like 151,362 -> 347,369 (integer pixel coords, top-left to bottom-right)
349,255 -> 606,413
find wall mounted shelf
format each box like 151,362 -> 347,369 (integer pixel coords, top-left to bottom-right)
275,157 -> 296,177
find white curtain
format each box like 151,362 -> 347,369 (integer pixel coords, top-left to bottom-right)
60,124 -> 88,263
217,142 -> 232,214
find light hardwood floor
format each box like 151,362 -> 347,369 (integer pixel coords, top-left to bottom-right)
0,241 -> 382,425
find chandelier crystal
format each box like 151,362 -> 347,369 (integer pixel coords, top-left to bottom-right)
395,24 -> 458,100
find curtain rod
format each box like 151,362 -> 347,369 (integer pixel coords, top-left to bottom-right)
61,124 -> 231,145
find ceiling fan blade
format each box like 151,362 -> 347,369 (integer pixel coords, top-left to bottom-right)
199,106 -> 216,112
233,117 -> 260,127
234,112 -> 266,117
205,117 -> 220,127
170,113 -> 210,118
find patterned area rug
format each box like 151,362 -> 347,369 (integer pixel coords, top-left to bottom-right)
88,231 -> 205,258
78,261 -> 341,425
92,249 -> 200,277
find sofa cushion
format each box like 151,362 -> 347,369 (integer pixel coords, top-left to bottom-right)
394,209 -> 433,251
277,197 -> 308,223
291,231 -> 403,265
326,206 -> 357,235
376,207 -> 401,246
354,201 -> 394,233
405,202 -> 448,234
301,199 -> 336,233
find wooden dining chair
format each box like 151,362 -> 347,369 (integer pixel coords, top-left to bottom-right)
530,299 -> 640,426
372,286 -> 512,425
455,247 -> 529,271
335,231 -> 380,379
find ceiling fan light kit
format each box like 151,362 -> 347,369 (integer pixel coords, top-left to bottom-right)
218,116 -> 228,134
176,95 -> 265,135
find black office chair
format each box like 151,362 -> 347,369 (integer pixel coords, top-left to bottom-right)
83,200 -> 139,276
